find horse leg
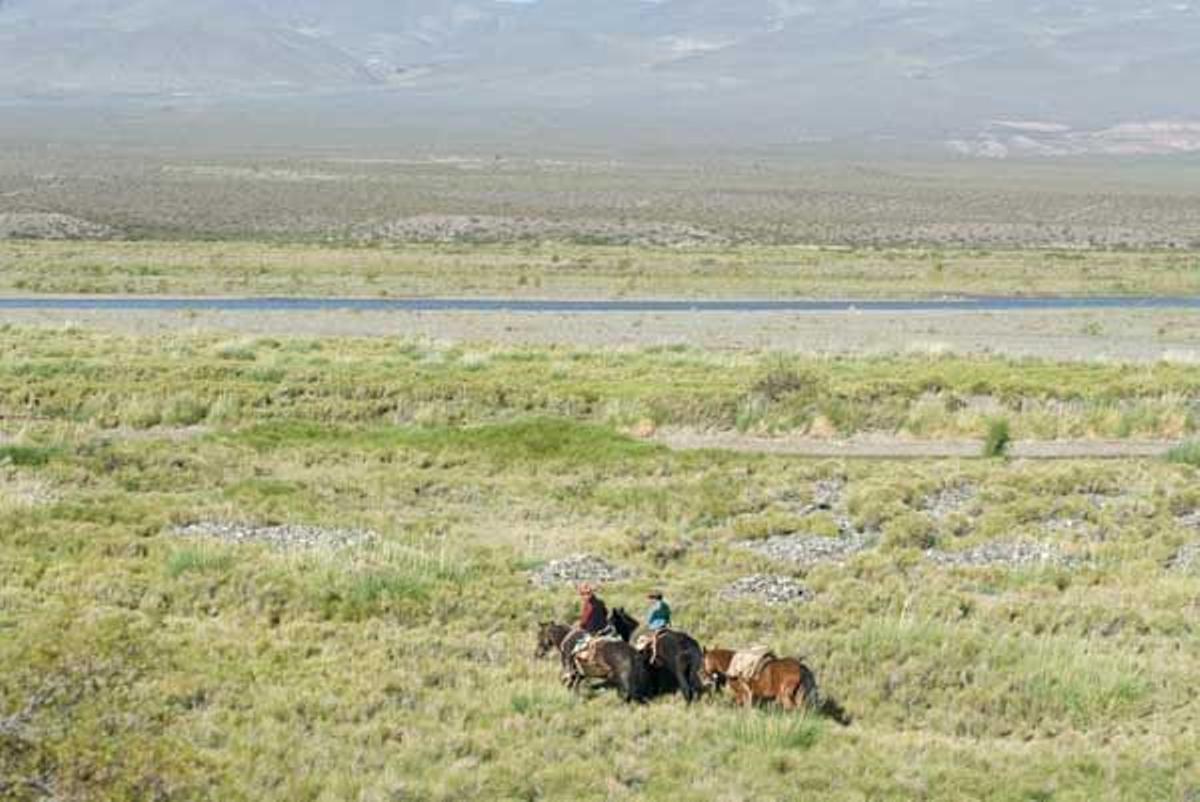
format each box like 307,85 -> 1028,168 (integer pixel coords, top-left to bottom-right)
688,653 -> 706,702
779,679 -> 801,711
668,658 -> 694,704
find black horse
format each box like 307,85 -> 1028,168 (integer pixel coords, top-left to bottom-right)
641,630 -> 706,703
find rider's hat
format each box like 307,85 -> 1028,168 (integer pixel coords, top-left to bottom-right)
647,591 -> 663,600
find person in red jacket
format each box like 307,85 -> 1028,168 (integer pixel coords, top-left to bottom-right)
577,583 -> 608,634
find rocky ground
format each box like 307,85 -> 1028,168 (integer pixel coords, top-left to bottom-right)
921,484 -> 978,519
170,521 -> 376,551
1168,542 -> 1200,573
0,212 -> 117,240
349,214 -> 727,248
719,575 -> 810,606
743,533 -> 877,567
924,541 -> 1082,570
0,470 -> 56,507
528,554 -> 633,588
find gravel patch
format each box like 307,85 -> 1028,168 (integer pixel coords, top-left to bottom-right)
350,214 -> 727,248
0,212 -> 117,240
744,532 -> 876,567
921,484 -> 977,519
925,540 -> 1082,570
1041,518 -> 1106,542
170,521 -> 376,551
1177,512 -> 1200,531
0,472 -> 56,507
720,575 -> 810,606
529,554 -> 633,588
1167,543 -> 1200,573
812,479 -> 844,510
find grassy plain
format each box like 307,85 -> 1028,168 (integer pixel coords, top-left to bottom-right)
2,328 -> 1199,800
3,240 -> 1200,299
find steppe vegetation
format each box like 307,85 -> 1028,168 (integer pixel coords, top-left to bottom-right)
3,148 -> 1200,249
2,327 -> 1199,800
2,239 -> 1200,299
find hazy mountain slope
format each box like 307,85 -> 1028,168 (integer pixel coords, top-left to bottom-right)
0,0 -> 1197,148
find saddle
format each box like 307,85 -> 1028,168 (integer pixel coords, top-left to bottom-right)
571,630 -> 621,658
727,647 -> 775,681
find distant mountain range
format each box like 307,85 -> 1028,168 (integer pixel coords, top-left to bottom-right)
2,0 -> 1199,153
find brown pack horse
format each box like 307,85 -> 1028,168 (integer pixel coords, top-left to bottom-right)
728,655 -> 819,712
701,647 -> 736,691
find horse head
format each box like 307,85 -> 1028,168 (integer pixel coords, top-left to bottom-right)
608,608 -> 639,642
535,621 -> 569,658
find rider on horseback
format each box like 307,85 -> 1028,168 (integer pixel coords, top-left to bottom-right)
577,583 -> 608,634
639,591 -> 671,663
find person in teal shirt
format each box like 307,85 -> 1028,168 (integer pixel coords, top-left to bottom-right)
646,591 -> 671,631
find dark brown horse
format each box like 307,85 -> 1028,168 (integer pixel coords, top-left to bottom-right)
728,656 -> 819,712
535,621 -> 571,659
538,609 -> 645,700
571,637 -> 650,703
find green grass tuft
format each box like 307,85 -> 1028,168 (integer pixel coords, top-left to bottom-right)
1165,441 -> 1200,467
0,445 -> 59,466
730,713 -> 823,752
983,418 -> 1012,458
167,547 -> 234,578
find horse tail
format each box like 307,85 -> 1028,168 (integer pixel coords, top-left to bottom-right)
686,646 -> 706,702
795,662 -> 820,712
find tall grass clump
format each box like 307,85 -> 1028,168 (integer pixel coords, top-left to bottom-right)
730,712 -> 823,752
0,445 -> 58,467
982,418 -> 1011,458
167,547 -> 234,578
1165,441 -> 1200,467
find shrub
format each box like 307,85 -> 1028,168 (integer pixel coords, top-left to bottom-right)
752,361 -> 821,403
983,418 -> 1011,458
882,511 -> 937,550
163,393 -> 209,426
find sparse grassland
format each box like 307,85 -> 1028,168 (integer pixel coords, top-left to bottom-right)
1,327 -> 1199,800
2,239 -> 1200,299
2,328 -> 1198,441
